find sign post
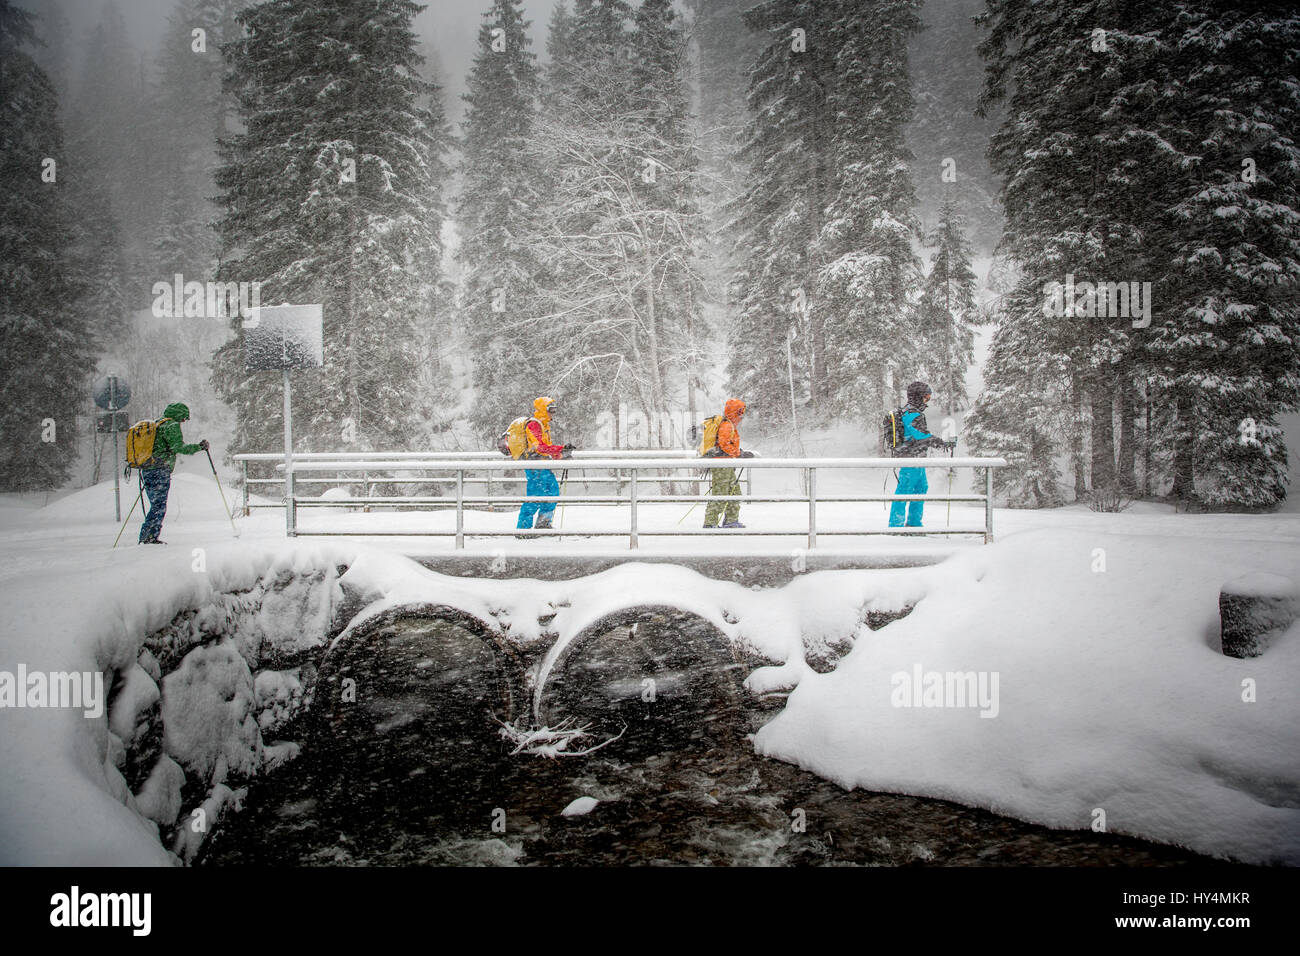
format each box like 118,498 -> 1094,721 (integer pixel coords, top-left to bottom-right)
93,375 -> 131,521
244,304 -> 324,536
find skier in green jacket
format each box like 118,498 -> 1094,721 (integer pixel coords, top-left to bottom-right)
138,402 -> 208,544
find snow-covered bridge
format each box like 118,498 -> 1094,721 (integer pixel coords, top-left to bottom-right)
233,451 -> 1008,552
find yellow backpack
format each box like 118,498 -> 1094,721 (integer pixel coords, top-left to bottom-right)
497,417 -> 532,459
697,415 -> 725,457
125,418 -> 170,469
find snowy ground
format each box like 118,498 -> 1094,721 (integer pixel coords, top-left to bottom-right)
1,471 -> 1297,865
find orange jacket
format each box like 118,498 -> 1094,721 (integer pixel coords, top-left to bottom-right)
525,396 -> 564,459
716,398 -> 746,457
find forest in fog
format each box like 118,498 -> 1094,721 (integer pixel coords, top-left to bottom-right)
2,0 -> 1297,509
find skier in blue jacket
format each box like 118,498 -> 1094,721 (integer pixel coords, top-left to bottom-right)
889,381 -> 956,528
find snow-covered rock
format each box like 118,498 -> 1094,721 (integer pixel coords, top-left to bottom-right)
1219,573 -> 1298,658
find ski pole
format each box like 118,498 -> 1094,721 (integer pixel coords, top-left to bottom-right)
206,448 -> 241,538
113,478 -> 144,548
558,468 -> 568,528
678,466 -> 709,524
946,451 -> 955,527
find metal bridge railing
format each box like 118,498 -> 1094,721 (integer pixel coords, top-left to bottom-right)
232,450 -> 748,518
232,453 -> 1007,548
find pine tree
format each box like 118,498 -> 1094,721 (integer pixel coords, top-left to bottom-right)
627,0 -> 708,440
975,0 -> 1300,508
30,0 -> 71,101
976,0 -> 1171,501
905,0 -> 1002,253
65,1 -> 155,304
211,0 -> 450,455
0,1 -> 95,490
686,0 -> 765,423
964,283 -> 1071,507
543,1 -> 577,103
569,0 -> 635,109
729,1 -> 924,431
915,192 -> 977,416
455,0 -> 544,437
689,0 -> 764,158
60,3 -> 142,347
1150,2 -> 1300,508
815,0 -> 925,422
728,0 -> 835,428
148,0 -> 248,280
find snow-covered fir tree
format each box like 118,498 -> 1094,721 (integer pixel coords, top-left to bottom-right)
1149,2 -> 1300,508
0,0 -> 96,491
455,0 -> 544,438
815,0 -> 925,422
61,2 -> 143,345
963,281 -> 1071,507
542,1 -> 577,107
147,0 -> 248,280
211,0 -> 451,455
518,0 -> 634,436
975,0 -> 1162,500
905,0 -> 1002,253
728,0 -> 835,427
730,0 -> 924,429
915,191 -> 977,417
685,0 -> 765,424
628,0 -> 708,438
29,0 -> 71,101
973,0 -> 1300,508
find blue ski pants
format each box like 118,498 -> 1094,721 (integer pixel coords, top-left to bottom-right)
889,467 -> 927,528
517,469 -> 559,528
139,467 -> 172,542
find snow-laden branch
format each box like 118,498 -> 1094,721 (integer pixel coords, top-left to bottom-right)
494,715 -> 627,759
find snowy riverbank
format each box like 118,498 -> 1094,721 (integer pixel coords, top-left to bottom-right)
1,475 -> 1297,865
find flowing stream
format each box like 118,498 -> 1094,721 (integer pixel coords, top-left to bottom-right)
197,615 -> 1213,867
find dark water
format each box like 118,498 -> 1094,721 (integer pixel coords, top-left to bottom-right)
197,616 -> 1215,867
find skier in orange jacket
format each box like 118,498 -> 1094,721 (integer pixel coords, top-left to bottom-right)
702,398 -> 753,528
517,396 -> 572,530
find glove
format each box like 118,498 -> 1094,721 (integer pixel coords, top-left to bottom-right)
740,450 -> 755,459
560,446 -> 573,460
199,439 -> 210,451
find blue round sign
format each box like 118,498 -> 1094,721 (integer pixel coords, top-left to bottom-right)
93,376 -> 131,410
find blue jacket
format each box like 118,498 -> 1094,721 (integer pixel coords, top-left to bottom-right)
897,404 -> 942,458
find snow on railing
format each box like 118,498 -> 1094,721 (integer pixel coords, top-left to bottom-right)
233,451 -> 1008,548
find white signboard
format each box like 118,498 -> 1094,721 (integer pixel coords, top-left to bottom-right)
244,304 -> 324,370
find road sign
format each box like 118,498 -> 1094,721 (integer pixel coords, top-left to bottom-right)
93,376 -> 131,410
96,411 -> 130,433
243,304 -> 324,536
244,304 -> 324,370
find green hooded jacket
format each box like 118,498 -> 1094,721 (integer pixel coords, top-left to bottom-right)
148,402 -> 202,472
